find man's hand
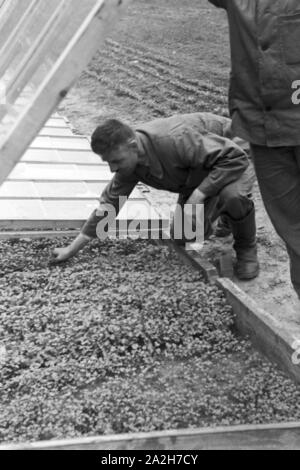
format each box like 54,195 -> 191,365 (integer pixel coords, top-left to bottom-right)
49,233 -> 92,265
50,246 -> 74,265
187,189 -> 207,205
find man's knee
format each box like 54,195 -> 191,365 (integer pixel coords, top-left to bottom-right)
219,184 -> 238,203
218,186 -> 252,220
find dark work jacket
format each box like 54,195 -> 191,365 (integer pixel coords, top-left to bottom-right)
81,113 -> 248,238
209,0 -> 300,146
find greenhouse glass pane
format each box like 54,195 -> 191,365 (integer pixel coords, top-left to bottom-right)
0,0 -> 131,186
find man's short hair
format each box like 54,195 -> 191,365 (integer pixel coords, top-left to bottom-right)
91,119 -> 135,155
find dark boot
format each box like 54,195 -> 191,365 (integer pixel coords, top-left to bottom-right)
229,205 -> 260,280
215,215 -> 232,238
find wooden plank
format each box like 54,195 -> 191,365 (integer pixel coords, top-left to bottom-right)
21,149 -> 101,165
8,163 -> 113,181
45,117 -> 69,127
0,199 -> 160,220
30,136 -> 91,150
0,219 -> 85,231
1,422 -> 300,450
36,134 -> 89,140
38,127 -> 74,137
0,219 -> 165,235
0,230 -> 80,240
0,227 -> 164,241
0,181 -> 144,200
0,181 -> 39,198
0,0 -> 132,185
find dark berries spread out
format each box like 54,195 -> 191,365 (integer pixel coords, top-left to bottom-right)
0,237 -> 300,444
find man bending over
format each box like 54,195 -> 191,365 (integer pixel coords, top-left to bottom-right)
51,112 -> 258,280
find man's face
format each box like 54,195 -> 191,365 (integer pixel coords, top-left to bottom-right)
102,141 -> 138,178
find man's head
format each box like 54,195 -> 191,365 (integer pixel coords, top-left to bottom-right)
91,119 -> 138,177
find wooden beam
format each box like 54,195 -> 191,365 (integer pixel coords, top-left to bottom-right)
0,230 -> 80,240
1,422 -> 300,450
0,219 -> 165,234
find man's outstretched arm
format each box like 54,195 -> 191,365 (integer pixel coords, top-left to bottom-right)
50,173 -> 138,264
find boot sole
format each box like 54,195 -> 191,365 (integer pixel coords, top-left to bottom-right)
235,267 -> 260,281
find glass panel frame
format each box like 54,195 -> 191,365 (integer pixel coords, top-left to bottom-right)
0,0 -> 131,187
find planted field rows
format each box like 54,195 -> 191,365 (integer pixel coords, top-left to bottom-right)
86,39 -> 229,119
106,39 -> 226,97
1,238 -> 300,444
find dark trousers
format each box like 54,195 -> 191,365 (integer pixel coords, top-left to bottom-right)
176,162 -> 255,239
251,145 -> 300,299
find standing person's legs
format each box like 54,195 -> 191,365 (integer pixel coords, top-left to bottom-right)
251,145 -> 300,298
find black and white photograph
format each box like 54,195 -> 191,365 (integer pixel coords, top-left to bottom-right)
0,0 -> 300,452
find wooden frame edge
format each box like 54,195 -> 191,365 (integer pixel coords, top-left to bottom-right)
1,421 -> 300,450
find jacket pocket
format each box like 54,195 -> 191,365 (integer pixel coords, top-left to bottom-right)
280,12 -> 300,65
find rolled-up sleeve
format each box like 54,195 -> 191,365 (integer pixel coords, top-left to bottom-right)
81,173 -> 138,238
197,132 -> 249,198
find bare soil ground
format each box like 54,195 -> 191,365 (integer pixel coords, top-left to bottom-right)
59,0 -> 299,340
